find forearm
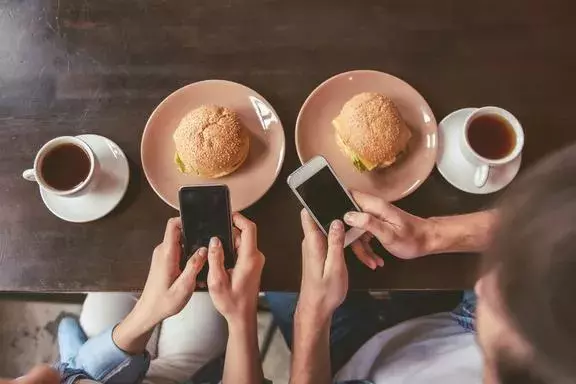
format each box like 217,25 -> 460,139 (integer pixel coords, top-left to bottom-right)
290,306 -> 332,384
427,210 -> 497,254
223,313 -> 263,384
112,302 -> 156,355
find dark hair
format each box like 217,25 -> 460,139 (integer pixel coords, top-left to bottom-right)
484,144 -> 576,384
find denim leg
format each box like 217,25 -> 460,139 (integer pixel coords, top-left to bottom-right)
58,317 -> 88,363
451,290 -> 477,332
327,292 -> 384,374
265,292 -> 383,375
383,290 -> 464,326
264,292 -> 298,347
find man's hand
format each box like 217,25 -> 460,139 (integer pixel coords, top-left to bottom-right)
290,209 -> 347,384
345,191 -> 496,260
297,209 -> 348,323
345,191 -> 435,260
114,217 -> 206,354
350,232 -> 385,270
208,213 -> 265,324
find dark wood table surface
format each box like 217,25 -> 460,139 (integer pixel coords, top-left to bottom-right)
1,0 -> 575,292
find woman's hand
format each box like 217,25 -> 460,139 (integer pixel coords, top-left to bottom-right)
207,213 -> 265,325
114,218 -> 206,353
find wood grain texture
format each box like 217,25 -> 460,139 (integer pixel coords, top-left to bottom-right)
1,0 -> 575,291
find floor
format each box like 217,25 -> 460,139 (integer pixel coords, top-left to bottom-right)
0,299 -> 291,383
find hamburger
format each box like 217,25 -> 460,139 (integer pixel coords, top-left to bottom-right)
173,105 -> 250,178
332,92 -> 411,172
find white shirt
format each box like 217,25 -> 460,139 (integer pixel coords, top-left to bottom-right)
335,312 -> 483,383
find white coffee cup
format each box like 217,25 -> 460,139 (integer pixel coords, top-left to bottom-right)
460,107 -> 524,188
22,136 -> 97,196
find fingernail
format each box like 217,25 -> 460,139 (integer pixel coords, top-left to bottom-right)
376,257 -> 384,267
198,247 -> 208,258
210,237 -> 220,247
344,212 -> 356,224
331,220 -> 344,231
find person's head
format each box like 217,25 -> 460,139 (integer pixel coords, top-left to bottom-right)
0,365 -> 60,384
475,144 -> 576,384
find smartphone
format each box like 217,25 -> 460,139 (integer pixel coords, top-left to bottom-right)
287,155 -> 365,247
178,185 -> 235,282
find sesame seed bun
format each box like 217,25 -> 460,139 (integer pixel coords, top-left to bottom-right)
333,92 -> 411,171
173,105 -> 250,178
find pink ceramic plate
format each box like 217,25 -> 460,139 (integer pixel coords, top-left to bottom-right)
142,80 -> 285,211
296,70 -> 437,201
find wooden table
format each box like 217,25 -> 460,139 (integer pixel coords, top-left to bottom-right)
1,0 -> 574,292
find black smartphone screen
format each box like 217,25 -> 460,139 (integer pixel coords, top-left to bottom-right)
296,167 -> 357,233
179,185 -> 235,282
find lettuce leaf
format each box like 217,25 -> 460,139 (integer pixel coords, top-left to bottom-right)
174,153 -> 186,173
352,156 -> 368,172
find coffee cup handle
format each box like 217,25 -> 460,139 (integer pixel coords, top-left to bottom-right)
22,169 -> 37,182
474,165 -> 489,188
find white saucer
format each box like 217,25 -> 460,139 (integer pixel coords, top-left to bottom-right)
40,134 -> 130,223
436,108 -> 522,194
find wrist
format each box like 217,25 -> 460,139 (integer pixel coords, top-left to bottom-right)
112,309 -> 155,355
128,301 -> 159,332
424,217 -> 444,255
227,311 -> 258,337
295,296 -> 333,327
224,298 -> 259,328
114,302 -> 156,341
426,211 -> 496,254
294,304 -> 331,343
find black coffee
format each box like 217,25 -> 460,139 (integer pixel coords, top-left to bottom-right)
40,143 -> 91,191
467,115 -> 516,160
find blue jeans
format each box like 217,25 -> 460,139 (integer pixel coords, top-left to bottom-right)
56,317 -> 150,383
265,290 -> 475,376
58,317 -> 88,364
